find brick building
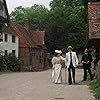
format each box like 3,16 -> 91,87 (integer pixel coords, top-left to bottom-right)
88,2 -> 100,54
0,0 -> 49,71
12,21 -> 48,71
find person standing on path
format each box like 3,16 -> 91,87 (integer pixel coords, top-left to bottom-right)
51,50 -> 64,84
81,48 -> 93,81
65,46 -> 78,85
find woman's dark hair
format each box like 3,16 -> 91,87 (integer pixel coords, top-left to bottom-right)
54,53 -> 58,56
54,53 -> 61,56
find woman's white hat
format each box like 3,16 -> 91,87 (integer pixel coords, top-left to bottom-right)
55,50 -> 62,54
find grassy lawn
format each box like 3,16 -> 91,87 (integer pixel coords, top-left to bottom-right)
90,78 -> 100,100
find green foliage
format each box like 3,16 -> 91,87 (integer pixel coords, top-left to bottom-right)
91,46 -> 96,57
88,0 -> 100,2
45,0 -> 87,53
0,54 -> 23,72
90,78 -> 100,100
50,0 -> 83,8
25,4 -> 49,30
10,4 -> 49,30
0,55 -> 7,71
4,54 -> 23,72
10,6 -> 26,25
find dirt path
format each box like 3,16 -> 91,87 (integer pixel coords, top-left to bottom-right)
0,69 -> 95,100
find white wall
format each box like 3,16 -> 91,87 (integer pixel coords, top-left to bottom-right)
0,33 -> 19,57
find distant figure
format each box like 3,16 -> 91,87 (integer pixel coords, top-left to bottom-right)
81,48 -> 93,81
65,46 -> 78,85
51,50 -> 64,84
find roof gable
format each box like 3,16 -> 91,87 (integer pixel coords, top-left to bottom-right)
12,23 -> 36,48
10,21 -> 45,48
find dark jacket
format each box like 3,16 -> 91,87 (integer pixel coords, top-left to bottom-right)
81,53 -> 92,68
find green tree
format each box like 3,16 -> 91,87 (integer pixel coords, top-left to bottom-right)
45,0 -> 87,53
10,4 -> 49,30
10,1 -> 87,54
50,0 -> 83,8
10,6 -> 26,25
25,4 -> 49,30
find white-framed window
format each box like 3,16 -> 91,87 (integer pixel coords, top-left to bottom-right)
12,35 -> 16,43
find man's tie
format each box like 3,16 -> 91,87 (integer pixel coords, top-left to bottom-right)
70,52 -> 72,63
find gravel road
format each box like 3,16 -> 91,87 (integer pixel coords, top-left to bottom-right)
0,68 -> 95,100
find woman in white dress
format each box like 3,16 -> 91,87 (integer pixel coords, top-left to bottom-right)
51,50 -> 64,84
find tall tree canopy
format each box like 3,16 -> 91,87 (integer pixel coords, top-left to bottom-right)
45,0 -> 87,53
10,6 -> 26,25
10,4 -> 49,30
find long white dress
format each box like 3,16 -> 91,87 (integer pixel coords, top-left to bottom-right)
51,56 -> 64,84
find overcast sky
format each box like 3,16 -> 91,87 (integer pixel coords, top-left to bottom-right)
6,0 -> 51,13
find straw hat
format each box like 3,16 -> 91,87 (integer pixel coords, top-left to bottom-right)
67,46 -> 73,50
55,50 -> 62,54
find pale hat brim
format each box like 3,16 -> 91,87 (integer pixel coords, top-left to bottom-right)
55,50 -> 62,54
67,46 -> 73,50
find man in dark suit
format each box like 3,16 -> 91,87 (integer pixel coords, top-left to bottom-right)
81,48 -> 93,81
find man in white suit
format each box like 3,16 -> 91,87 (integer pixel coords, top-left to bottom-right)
65,46 -> 78,85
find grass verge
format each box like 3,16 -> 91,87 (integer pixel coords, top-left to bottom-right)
0,71 -> 13,75
90,78 -> 100,100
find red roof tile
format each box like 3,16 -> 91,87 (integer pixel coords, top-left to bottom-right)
11,23 -> 36,48
8,22 -> 45,48
30,30 -> 45,46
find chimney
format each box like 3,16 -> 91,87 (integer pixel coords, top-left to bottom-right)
24,18 -> 32,31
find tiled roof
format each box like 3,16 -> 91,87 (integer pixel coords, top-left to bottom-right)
11,23 -> 36,48
30,30 -> 45,46
2,24 -> 16,35
6,22 -> 46,48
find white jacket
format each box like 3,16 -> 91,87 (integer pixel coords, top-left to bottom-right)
65,52 -> 78,68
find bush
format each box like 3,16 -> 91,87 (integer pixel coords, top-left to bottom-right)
0,55 -> 7,71
90,78 -> 100,100
0,54 -> 23,72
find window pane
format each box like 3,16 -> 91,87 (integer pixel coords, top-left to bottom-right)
12,50 -> 16,56
5,34 -> 8,42
5,50 -> 8,55
12,35 -> 15,43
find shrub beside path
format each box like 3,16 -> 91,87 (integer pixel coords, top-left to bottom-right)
0,69 -> 95,100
